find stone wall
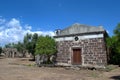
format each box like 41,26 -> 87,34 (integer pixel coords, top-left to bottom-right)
2,48 -> 19,58
2,48 -> 32,58
56,38 -> 107,67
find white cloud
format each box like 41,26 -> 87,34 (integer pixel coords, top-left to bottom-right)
0,18 -> 55,46
106,30 -> 109,34
30,31 -> 55,36
0,18 -> 5,24
7,18 -> 22,30
24,24 -> 32,30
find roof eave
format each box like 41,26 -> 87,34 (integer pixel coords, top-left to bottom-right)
54,31 -> 106,38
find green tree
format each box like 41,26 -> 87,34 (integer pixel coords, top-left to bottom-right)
0,47 -> 2,55
4,42 -> 17,48
114,23 -> 120,53
16,42 -> 25,53
106,36 -> 117,48
23,33 -> 32,51
35,35 -> 57,55
114,23 -> 120,38
106,36 -> 117,63
106,23 -> 120,65
23,33 -> 38,59
31,33 -> 38,55
3,33 -> 39,58
5,43 -> 12,48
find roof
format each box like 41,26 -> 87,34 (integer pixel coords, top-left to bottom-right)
55,23 -> 105,37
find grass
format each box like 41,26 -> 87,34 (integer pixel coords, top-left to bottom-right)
26,64 -> 36,67
90,72 -> 99,78
105,65 -> 118,72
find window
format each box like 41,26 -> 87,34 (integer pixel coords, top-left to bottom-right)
74,36 -> 79,41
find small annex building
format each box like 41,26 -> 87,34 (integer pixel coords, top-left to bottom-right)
54,23 -> 108,68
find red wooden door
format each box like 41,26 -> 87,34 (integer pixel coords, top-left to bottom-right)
72,49 -> 81,64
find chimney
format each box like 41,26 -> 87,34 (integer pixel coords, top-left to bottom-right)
55,29 -> 61,36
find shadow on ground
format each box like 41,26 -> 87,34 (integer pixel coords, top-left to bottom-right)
0,56 -> 5,59
110,75 -> 120,80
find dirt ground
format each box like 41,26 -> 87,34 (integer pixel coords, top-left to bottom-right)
0,57 -> 120,80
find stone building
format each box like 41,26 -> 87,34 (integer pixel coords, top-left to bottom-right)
2,48 -> 19,58
2,48 -> 32,58
54,23 -> 108,68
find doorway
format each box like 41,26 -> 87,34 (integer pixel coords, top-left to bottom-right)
72,48 -> 82,65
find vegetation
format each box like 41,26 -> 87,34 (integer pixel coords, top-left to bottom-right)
35,35 -> 57,55
3,23 -> 120,66
4,33 -> 57,63
0,47 -> 2,55
35,35 -> 57,65
23,33 -> 38,60
4,33 -> 38,59
106,23 -> 120,65
105,65 -> 118,72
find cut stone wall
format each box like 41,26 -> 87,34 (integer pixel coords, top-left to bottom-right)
56,37 -> 107,67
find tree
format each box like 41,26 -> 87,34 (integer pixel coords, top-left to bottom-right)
35,35 -> 57,55
4,42 -> 18,48
15,41 -> 26,57
0,47 -> 2,55
106,23 -> 120,65
114,23 -> 120,53
35,36 -> 57,65
29,33 -> 38,54
5,43 -> 12,48
30,33 -> 38,60
23,33 -> 38,55
23,33 -> 38,59
23,33 -> 32,52
106,36 -> 117,63
114,23 -> 120,39
3,33 -> 39,58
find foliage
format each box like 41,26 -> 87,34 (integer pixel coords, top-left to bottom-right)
105,65 -> 118,72
23,33 -> 38,56
0,46 -> 2,55
106,36 -> 117,48
4,42 -> 25,53
30,33 -> 38,55
114,23 -> 120,39
15,42 -> 25,53
106,23 -> 120,65
90,72 -> 99,78
114,24 -> 120,53
35,36 -> 57,55
5,43 -> 13,48
23,33 -> 32,52
4,33 -> 38,58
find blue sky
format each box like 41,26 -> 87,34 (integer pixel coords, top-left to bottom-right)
0,0 -> 120,45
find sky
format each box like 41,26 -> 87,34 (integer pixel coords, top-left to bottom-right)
0,0 -> 120,46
